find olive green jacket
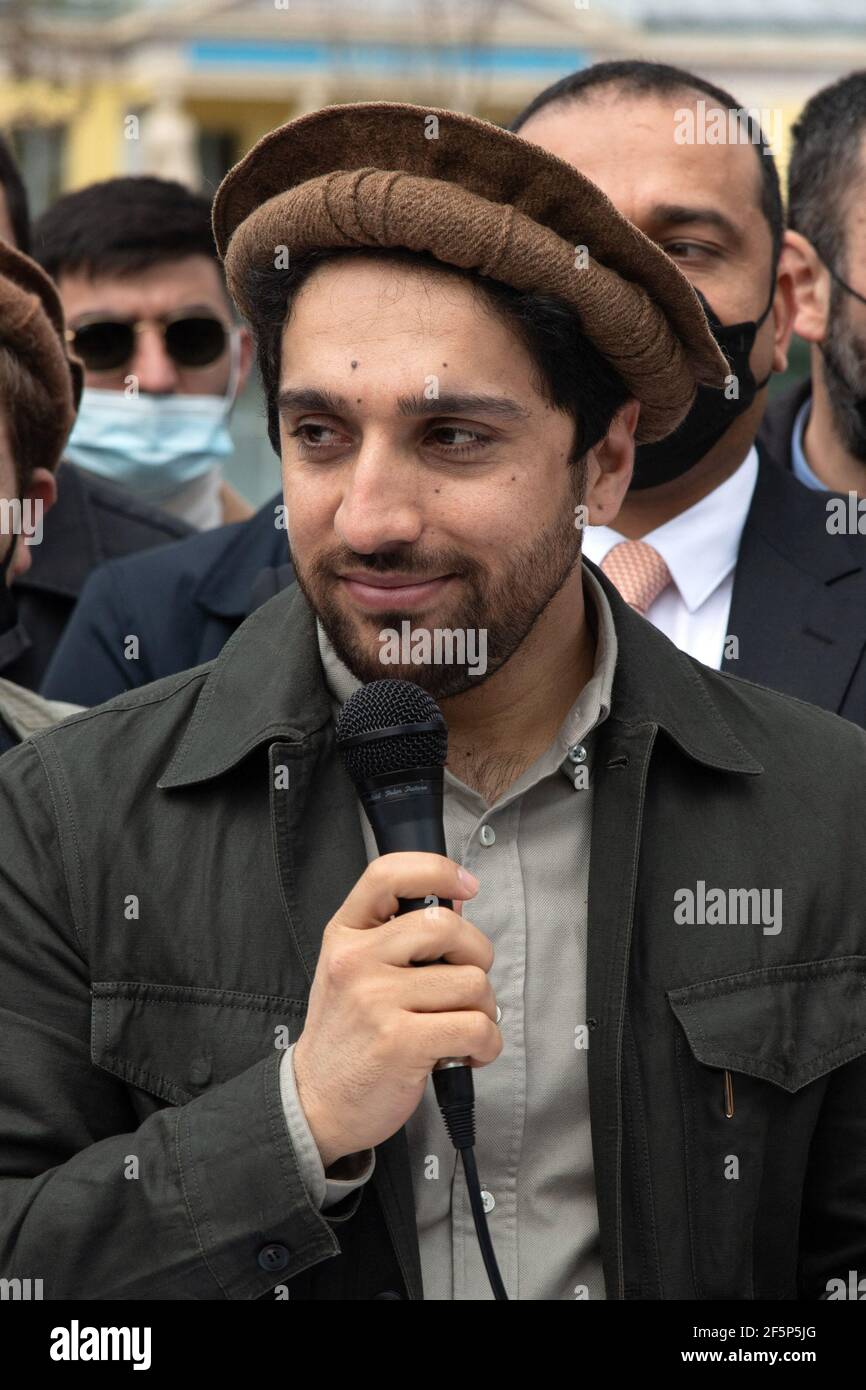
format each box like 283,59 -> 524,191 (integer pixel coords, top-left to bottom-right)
0,562 -> 864,1299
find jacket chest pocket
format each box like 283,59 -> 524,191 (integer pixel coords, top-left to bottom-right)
91,981 -> 308,1106
667,957 -> 866,1300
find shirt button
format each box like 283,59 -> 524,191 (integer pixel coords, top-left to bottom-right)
481,1190 -> 495,1213
257,1244 -> 290,1273
495,1005 -> 502,1024
568,743 -> 587,764
480,824 -> 495,846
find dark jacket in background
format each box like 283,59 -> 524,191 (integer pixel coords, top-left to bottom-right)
0,564 -> 864,1299
41,493 -> 289,706
6,462 -> 191,691
721,445 -> 866,727
758,378 -> 812,475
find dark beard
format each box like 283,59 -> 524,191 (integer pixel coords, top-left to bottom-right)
292,465 -> 587,701
821,280 -> 866,463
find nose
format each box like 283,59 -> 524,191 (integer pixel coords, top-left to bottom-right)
129,324 -> 180,394
334,436 -> 424,555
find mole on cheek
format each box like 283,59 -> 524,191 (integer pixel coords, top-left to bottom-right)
351,360 -> 359,369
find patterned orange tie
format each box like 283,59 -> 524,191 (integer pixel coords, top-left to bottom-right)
600,539 -> 672,616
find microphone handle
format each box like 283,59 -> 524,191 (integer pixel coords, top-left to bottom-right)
358,768 -> 470,1072
397,894 -> 452,915
395,894 -> 464,1071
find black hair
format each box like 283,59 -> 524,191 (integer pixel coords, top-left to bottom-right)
0,132 -> 30,253
237,245 -> 631,463
509,59 -> 784,278
31,175 -> 220,282
788,71 -> 866,276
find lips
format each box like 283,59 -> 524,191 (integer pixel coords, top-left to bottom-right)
338,573 -> 454,612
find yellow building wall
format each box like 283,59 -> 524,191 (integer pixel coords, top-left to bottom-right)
184,98 -> 298,162
64,82 -> 148,189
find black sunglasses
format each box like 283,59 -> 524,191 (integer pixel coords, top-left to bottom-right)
66,314 -> 229,371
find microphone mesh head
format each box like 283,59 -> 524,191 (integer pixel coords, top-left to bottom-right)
335,679 -> 447,781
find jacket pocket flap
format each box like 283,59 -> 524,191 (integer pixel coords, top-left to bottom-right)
667,956 -> 866,1092
91,981 -> 307,1104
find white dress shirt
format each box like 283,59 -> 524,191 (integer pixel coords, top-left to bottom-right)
581,446 -> 759,669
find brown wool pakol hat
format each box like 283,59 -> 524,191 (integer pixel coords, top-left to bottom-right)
213,100 -> 729,443
0,240 -> 83,472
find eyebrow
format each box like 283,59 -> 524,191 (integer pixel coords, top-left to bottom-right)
649,203 -> 743,244
277,386 -> 532,423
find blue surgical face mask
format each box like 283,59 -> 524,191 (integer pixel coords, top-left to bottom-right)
64,329 -> 241,501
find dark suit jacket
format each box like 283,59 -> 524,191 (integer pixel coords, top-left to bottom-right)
758,377 -> 812,474
41,493 -> 292,706
722,396 -> 866,725
5,462 -> 191,691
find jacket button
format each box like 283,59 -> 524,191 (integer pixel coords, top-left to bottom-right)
258,1244 -> 290,1273
188,1057 -> 212,1087
373,1290 -> 403,1299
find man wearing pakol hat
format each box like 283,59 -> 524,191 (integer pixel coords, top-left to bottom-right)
0,102 -> 863,1301
0,243 -> 85,749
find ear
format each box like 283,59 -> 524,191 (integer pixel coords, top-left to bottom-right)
783,229 -> 830,346
7,466 -> 57,582
583,398 -> 639,525
236,325 -> 255,393
768,237 -> 800,374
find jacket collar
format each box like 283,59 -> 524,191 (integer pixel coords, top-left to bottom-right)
756,377 -> 812,473
158,579 -> 330,788
15,461 -> 192,599
16,460 -> 104,597
749,443 -> 865,583
191,492 -> 288,619
158,556 -> 763,790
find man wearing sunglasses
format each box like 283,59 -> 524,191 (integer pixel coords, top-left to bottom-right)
33,175 -> 255,531
760,72 -> 866,500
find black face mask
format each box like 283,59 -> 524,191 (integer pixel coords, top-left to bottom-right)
630,285 -> 775,490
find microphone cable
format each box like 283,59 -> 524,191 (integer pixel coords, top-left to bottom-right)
433,1062 -> 509,1300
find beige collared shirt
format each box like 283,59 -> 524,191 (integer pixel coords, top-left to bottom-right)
278,564 -> 618,1299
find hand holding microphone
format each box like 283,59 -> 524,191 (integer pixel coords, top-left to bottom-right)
292,851 -> 501,1170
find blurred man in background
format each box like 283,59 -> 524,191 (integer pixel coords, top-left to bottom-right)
760,71 -> 866,497
0,151 -> 193,690
34,176 -> 255,532
512,61 -> 866,726
0,242 -> 84,749
40,178 -> 291,707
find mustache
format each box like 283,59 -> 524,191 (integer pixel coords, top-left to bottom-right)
310,549 -> 474,578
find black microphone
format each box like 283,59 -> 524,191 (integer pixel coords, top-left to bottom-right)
335,677 -> 508,1300
334,678 -> 467,1076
